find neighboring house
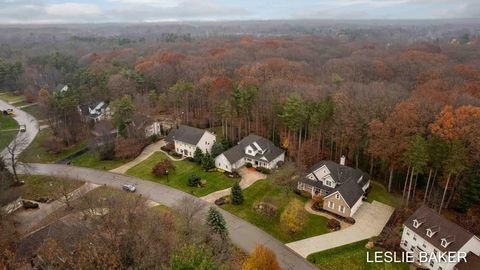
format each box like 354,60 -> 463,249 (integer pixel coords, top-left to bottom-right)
54,84 -> 69,94
145,121 -> 162,138
78,101 -> 110,122
215,134 -> 285,173
297,156 -> 370,218
401,206 -> 480,270
165,125 -> 216,157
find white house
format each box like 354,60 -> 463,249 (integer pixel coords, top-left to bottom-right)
165,125 -> 216,158
215,134 -> 285,172
401,206 -> 480,270
78,101 -> 111,122
145,121 -> 161,138
296,156 -> 370,218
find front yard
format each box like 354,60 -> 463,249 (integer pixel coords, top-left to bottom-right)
70,151 -> 130,170
221,179 -> 330,243
307,240 -> 409,270
126,152 -> 235,197
0,114 -> 19,150
16,175 -> 84,201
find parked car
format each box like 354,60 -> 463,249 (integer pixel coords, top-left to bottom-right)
122,184 -> 136,192
19,124 -> 26,132
2,109 -> 13,115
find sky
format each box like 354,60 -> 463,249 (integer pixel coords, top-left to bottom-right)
0,0 -> 479,24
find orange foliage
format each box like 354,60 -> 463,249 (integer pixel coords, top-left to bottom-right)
242,244 -> 281,270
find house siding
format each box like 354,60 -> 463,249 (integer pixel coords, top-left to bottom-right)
197,132 -> 216,154
323,193 -> 351,217
215,154 -> 232,172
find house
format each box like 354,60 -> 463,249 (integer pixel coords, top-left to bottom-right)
145,121 -> 162,138
401,206 -> 480,270
296,156 -> 370,218
215,134 -> 285,173
165,125 -> 216,157
78,101 -> 110,122
54,84 -> 69,94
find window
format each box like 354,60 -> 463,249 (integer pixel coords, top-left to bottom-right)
441,238 -> 450,248
326,181 -> 331,186
430,261 -> 434,267
413,219 -> 423,228
328,201 -> 334,209
422,243 -> 426,248
438,267 -> 442,270
339,205 -> 345,213
413,235 -> 416,241
335,193 -> 340,199
403,240 -> 408,246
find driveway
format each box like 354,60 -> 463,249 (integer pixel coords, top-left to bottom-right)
0,99 -> 39,163
201,167 -> 266,203
23,163 -> 316,270
286,201 -> 394,258
109,140 -> 167,174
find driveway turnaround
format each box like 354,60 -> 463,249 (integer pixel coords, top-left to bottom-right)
24,163 -> 316,270
286,201 -> 394,258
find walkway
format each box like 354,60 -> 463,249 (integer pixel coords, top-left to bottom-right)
286,201 -> 394,258
23,163 -> 316,270
201,167 -> 266,203
109,140 -> 166,174
304,201 -> 351,229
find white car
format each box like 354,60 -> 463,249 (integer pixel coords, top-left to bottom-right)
122,184 -> 136,192
19,124 -> 26,132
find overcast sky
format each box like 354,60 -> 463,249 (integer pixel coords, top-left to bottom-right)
0,0 -> 479,24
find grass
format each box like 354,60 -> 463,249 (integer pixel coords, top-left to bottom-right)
71,151 -> 130,170
221,178 -> 329,243
21,104 -> 44,120
0,92 -> 24,103
307,240 -> 409,270
19,128 -> 87,163
0,115 -> 19,130
126,152 -> 235,197
0,114 -> 19,150
367,181 -> 403,208
17,175 -> 84,201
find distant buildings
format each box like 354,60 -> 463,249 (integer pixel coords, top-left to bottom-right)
78,101 -> 110,122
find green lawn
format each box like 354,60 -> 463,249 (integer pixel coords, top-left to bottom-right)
126,152 -> 235,197
221,179 -> 329,243
0,115 -> 19,150
71,151 -> 130,170
0,115 -> 19,130
367,181 -> 402,208
0,92 -> 24,103
17,175 -> 84,201
307,240 -> 409,270
19,128 -> 87,163
22,104 -> 44,120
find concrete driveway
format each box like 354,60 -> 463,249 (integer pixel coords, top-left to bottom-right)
286,201 -> 394,258
109,140 -> 166,174
24,163 -> 316,270
200,167 -> 266,203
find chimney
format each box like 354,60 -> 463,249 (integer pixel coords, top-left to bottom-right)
340,155 -> 346,166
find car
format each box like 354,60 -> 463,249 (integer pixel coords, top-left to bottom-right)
19,124 -> 26,132
122,184 -> 136,192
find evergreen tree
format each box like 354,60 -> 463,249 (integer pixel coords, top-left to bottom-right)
211,142 -> 224,158
231,182 -> 244,205
193,147 -> 204,164
201,152 -> 215,171
453,169 -> 480,213
206,207 -> 228,238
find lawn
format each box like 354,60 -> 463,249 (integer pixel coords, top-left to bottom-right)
21,104 -> 44,120
71,151 -> 130,170
19,128 -> 87,163
16,175 -> 84,201
126,152 -> 235,197
221,179 -> 329,243
367,181 -> 402,208
307,240 -> 409,270
0,92 -> 24,103
0,114 -> 19,150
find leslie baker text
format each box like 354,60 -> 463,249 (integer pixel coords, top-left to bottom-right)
366,251 -> 468,264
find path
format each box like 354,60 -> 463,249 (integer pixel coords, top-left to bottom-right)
201,167 -> 266,203
286,201 -> 394,258
17,103 -> 37,109
23,163 -> 316,270
304,201 -> 351,229
12,182 -> 100,234
109,140 -> 167,174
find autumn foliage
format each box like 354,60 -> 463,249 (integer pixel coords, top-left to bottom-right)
242,244 -> 281,270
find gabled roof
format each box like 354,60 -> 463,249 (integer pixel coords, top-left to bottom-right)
221,134 -> 284,164
165,125 -> 209,146
404,206 -> 474,252
329,181 -> 365,208
54,84 -> 68,92
79,101 -> 108,119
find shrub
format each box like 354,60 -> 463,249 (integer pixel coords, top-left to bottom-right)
255,167 -> 271,174
161,143 -> 174,152
312,195 -> 324,211
231,182 -> 244,205
345,217 -> 356,224
210,142 -> 224,158
280,199 -> 306,234
295,190 -> 312,199
327,219 -> 341,231
152,159 -> 176,177
201,152 -> 215,171
115,138 -> 148,159
245,162 -> 252,168
243,244 -> 281,270
41,137 -> 65,154
254,202 -> 278,218
193,148 -> 204,163
23,200 -> 39,209
149,133 -> 161,142
187,174 -> 201,187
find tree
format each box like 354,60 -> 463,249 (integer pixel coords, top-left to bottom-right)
231,182 -> 244,205
169,244 -> 227,270
278,92 -> 307,152
453,166 -> 480,213
211,142 -> 224,158
404,134 -> 429,207
152,159 -> 176,177
193,147 -> 204,164
206,207 -> 228,238
187,173 -> 201,187
174,197 -> 205,237
5,135 -> 30,184
439,140 -> 467,213
242,244 -> 281,270
280,199 -> 305,234
112,95 -> 135,137
201,152 -> 215,171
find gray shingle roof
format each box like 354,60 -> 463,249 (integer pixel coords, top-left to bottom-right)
165,125 -> 207,146
221,134 -> 284,164
299,160 -> 369,208
404,206 -> 474,253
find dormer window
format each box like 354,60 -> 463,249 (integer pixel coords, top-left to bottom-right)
413,219 -> 423,228
426,226 -> 439,238
441,238 -> 450,248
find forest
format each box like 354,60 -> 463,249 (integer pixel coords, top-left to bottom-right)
1,21 -> 480,230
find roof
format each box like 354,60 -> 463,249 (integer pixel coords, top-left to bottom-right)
221,134 -> 284,164
299,160 -> 369,208
404,206 -> 474,253
54,84 -> 68,92
165,125 -> 209,146
456,252 -> 480,270
79,101 -> 108,119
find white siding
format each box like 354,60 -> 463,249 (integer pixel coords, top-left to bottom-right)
174,141 -> 196,157
349,197 -> 363,217
196,131 -> 216,154
215,154 -> 232,172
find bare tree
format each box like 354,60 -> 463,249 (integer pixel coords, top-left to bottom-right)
174,196 -> 205,237
5,134 -> 30,185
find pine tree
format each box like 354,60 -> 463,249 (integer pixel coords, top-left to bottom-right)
201,152 -> 215,171
231,182 -> 244,205
206,207 -> 228,238
211,142 -> 224,158
193,147 -> 204,164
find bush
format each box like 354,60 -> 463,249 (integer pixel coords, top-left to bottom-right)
187,174 -> 201,187
254,202 -> 278,218
345,217 -> 356,224
201,152 -> 215,171
280,199 -> 306,234
255,167 -> 271,174
115,138 -> 148,159
152,159 -> 176,177
327,219 -> 341,231
161,143 -> 174,152
23,200 -> 39,209
312,195 -> 324,211
41,137 -> 65,154
193,148 -> 204,163
295,190 -> 312,199
245,162 -> 252,168
149,133 -> 161,142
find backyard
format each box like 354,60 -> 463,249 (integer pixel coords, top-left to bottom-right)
0,114 -> 19,150
126,152 -> 235,197
367,181 -> 403,208
307,240 -> 409,270
71,151 -> 130,170
221,178 -> 330,243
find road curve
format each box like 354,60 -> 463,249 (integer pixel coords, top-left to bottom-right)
24,163 -> 316,270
